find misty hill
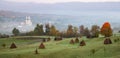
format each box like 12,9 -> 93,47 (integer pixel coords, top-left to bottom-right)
0,10 -> 79,34
0,10 -> 120,35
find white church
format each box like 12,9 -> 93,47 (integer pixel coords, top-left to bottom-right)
21,16 -> 32,26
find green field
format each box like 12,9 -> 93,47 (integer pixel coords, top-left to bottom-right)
0,36 -> 120,58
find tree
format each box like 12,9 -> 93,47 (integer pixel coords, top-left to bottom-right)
45,23 -> 50,35
39,24 -> 44,35
73,27 -> 79,37
34,24 -> 44,35
79,25 -> 85,36
84,27 -> 91,38
100,22 -> 113,37
91,25 -> 100,38
49,25 -> 58,36
12,28 -> 20,36
66,25 -> 74,37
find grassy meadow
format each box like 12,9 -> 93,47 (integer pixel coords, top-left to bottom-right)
0,35 -> 120,58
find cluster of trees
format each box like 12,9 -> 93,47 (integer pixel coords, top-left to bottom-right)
79,25 -> 100,38
12,22 -> 113,38
0,33 -> 9,38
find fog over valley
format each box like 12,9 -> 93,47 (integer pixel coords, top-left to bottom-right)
0,1 -> 120,34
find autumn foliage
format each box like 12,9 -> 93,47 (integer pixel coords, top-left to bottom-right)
100,22 -> 112,37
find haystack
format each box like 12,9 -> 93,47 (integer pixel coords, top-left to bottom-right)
39,42 -> 45,49
80,40 -> 86,46
75,37 -> 79,43
104,38 -> 112,44
70,39 -> 74,44
10,42 -> 17,49
35,49 -> 39,54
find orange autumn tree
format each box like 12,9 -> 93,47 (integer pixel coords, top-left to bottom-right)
100,22 -> 113,37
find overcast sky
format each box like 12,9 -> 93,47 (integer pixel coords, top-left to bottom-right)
4,0 -> 120,3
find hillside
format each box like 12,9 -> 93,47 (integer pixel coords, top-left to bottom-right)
0,35 -> 120,58
0,10 -> 120,34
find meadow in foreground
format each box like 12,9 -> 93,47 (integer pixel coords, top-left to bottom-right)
0,35 -> 120,58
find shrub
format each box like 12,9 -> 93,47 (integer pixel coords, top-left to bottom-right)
1,43 -> 6,48
114,39 -> 117,42
114,38 -> 120,43
91,49 -> 96,54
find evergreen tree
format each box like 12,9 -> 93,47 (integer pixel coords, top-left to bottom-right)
12,28 -> 20,36
45,23 -> 50,35
34,24 -> 44,35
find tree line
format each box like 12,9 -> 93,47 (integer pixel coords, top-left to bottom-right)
12,22 -> 113,38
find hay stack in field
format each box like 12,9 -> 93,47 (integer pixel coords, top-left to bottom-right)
104,37 -> 112,44
10,42 -> 17,49
43,38 -> 46,42
35,49 -> 39,54
47,37 -> 51,41
70,39 -> 74,44
39,42 -> 45,49
75,37 -> 79,43
80,40 -> 86,46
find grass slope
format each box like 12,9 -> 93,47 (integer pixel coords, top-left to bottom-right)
0,36 -> 120,58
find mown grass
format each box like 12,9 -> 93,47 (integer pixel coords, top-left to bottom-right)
0,35 -> 120,58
